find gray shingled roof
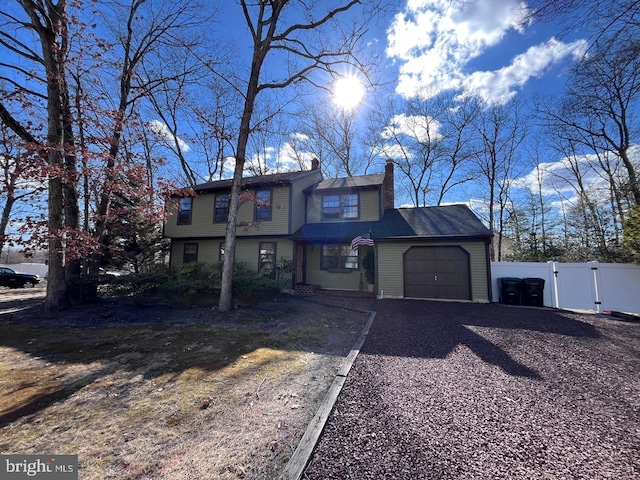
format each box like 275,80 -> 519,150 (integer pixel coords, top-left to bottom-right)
312,173 -> 385,191
190,170 -> 318,194
377,205 -> 492,238
292,204 -> 492,242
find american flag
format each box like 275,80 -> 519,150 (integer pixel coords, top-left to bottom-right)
350,235 -> 374,251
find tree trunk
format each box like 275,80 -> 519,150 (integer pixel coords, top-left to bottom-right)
46,174 -> 71,312
218,7 -> 272,312
0,197 -> 15,255
38,1 -> 72,312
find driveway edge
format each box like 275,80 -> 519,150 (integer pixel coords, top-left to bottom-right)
277,308 -> 376,480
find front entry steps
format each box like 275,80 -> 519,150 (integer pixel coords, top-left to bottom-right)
295,284 -> 320,295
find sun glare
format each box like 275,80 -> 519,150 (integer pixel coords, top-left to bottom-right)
333,75 -> 366,110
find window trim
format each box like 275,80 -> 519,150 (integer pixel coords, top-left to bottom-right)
183,242 -> 198,263
214,193 -> 230,223
320,244 -> 359,271
321,193 -> 359,220
254,188 -> 273,221
258,241 -> 277,274
219,241 -> 225,262
177,197 -> 193,225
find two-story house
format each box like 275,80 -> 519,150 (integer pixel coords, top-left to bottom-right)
164,159 -> 493,302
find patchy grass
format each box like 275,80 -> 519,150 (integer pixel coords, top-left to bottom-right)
0,292 -> 369,479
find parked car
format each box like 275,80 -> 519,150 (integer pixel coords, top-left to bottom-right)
0,267 -> 41,288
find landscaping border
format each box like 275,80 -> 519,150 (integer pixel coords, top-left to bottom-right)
277,308 -> 376,480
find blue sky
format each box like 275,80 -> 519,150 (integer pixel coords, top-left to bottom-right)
0,0 -> 605,222
205,0 -> 594,212
383,0 -> 585,105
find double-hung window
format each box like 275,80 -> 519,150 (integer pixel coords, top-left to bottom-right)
177,197 -> 192,225
255,189 -> 272,221
321,244 -> 358,270
259,242 -> 276,276
183,243 -> 198,263
214,194 -> 230,223
322,193 -> 358,220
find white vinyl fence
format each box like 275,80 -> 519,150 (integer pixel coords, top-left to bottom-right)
491,262 -> 640,314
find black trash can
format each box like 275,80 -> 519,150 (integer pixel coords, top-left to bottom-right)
522,278 -> 545,306
499,277 -> 522,305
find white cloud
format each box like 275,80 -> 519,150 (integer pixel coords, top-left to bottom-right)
381,113 -> 442,144
275,141 -> 315,171
243,134 -> 319,175
459,38 -> 587,104
148,120 -> 190,152
376,143 -> 411,161
512,147 -> 637,207
386,0 -> 585,104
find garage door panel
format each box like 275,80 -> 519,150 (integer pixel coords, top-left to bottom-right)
403,246 -> 471,300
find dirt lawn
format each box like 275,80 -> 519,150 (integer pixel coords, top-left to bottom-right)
0,286 -> 370,479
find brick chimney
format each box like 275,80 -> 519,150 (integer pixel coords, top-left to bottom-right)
383,158 -> 395,210
311,158 -> 319,171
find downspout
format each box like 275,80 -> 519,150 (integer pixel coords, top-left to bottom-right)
485,237 -> 493,302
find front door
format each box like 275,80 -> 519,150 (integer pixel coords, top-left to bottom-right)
295,243 -> 306,285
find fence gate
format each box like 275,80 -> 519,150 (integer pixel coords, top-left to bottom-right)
491,261 -> 640,314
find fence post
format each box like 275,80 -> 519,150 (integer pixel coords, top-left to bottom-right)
589,261 -> 601,314
550,261 -> 560,309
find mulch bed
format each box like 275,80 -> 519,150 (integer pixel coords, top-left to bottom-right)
303,300 -> 640,479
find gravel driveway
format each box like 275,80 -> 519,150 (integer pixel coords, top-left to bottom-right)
303,300 -> 640,480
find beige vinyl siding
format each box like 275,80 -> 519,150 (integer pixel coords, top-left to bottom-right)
171,238 -> 294,270
234,238 -> 294,271
291,170 -> 322,232
165,195 -> 217,238
171,239 -> 223,266
165,187 -> 292,238
304,245 -> 363,291
236,187 -> 290,236
306,188 -> 381,223
359,189 -> 381,221
377,240 -> 489,301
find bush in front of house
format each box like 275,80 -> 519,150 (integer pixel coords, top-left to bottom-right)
258,256 -> 293,289
105,271 -> 173,301
232,275 -> 282,306
102,261 -> 283,307
157,278 -> 212,307
177,261 -> 214,282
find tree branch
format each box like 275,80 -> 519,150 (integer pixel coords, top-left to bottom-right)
0,102 -> 41,147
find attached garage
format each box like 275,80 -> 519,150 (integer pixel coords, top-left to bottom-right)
404,246 -> 471,300
292,203 -> 493,302
373,206 -> 493,302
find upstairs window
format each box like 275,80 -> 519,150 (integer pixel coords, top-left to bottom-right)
255,189 -> 272,221
177,197 -> 192,225
322,193 -> 358,220
214,193 -> 230,223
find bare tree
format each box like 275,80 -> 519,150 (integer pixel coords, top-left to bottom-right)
218,0 -> 376,312
374,92 -> 479,207
538,33 -> 640,209
0,121 -> 46,254
473,100 -> 528,261
525,0 -> 640,48
0,0 -> 212,311
0,0 -> 78,311
145,41 -> 235,185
